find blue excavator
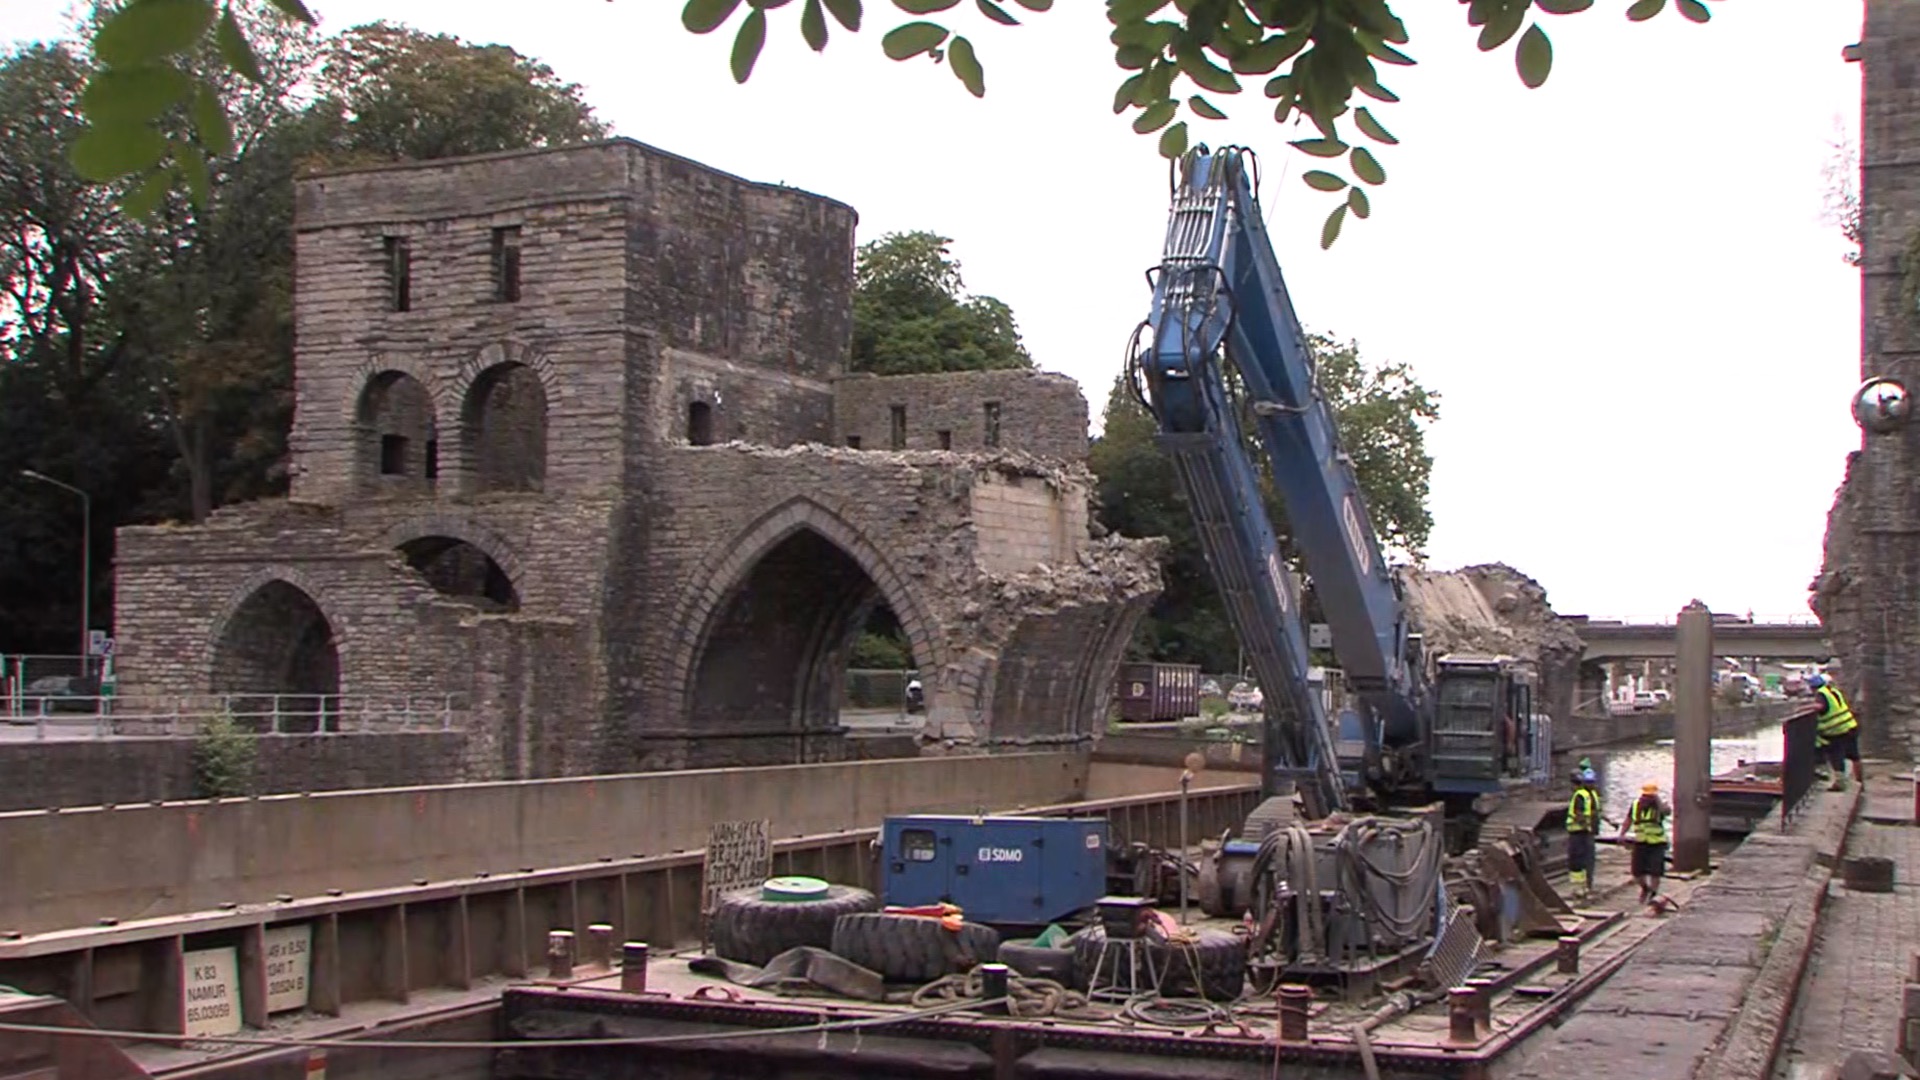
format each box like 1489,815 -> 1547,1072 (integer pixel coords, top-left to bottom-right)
1127,146 -> 1553,857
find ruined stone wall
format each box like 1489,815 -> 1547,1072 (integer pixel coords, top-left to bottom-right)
833,370 -> 1090,460
1814,0 -> 1920,759
606,445 -> 1159,769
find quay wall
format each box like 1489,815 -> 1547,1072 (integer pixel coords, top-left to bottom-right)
0,752 -> 1091,934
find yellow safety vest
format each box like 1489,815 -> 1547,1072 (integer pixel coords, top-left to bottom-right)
1630,797 -> 1667,845
1566,788 -> 1599,833
1816,686 -> 1858,740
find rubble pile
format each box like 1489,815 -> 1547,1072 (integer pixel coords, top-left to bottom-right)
1399,563 -> 1584,720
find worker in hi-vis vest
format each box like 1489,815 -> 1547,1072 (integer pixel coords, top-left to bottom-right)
1619,783 -> 1670,907
1807,673 -> 1861,792
1565,768 -> 1603,902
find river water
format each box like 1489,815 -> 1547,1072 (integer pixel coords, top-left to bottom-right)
1573,722 -> 1786,824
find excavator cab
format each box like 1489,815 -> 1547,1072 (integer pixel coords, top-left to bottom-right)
1428,655 -> 1544,794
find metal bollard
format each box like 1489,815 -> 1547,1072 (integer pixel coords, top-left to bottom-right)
979,962 -> 1011,1015
1557,935 -> 1581,975
547,930 -> 576,980
1448,987 -> 1480,1043
1277,984 -> 1312,1042
620,942 -> 650,993
587,923 -> 614,968
1464,976 -> 1496,1031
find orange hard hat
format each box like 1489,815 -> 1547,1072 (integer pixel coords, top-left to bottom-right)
1641,783 -> 1660,794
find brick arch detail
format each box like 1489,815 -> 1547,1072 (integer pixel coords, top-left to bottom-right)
346,352 -> 450,426
204,565 -> 350,689
662,496 -> 944,724
452,340 -> 560,411
378,515 -> 532,603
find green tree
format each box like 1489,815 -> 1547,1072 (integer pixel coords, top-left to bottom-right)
851,230 -> 1032,375
74,0 -> 1720,245
1090,332 -> 1438,671
303,22 -> 608,166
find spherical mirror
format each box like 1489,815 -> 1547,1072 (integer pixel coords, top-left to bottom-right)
1853,377 -> 1911,435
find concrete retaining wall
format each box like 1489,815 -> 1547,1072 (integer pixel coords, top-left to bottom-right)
0,751 -> 1091,935
1556,701 -> 1800,752
0,732 -> 470,811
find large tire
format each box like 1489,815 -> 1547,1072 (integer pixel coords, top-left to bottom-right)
997,938 -> 1075,983
1156,928 -> 1246,1001
1069,925 -> 1246,1000
710,884 -> 879,966
830,913 -> 1000,984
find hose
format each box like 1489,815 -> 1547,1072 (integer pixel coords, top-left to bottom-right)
909,968 -> 1093,1019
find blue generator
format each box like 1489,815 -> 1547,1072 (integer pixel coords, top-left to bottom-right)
880,815 -> 1110,926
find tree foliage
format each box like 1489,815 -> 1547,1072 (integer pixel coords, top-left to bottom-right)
851,230 -> 1032,374
0,14 -> 606,654
1089,332 -> 1438,672
1820,120 -> 1862,269
78,0 -> 1721,246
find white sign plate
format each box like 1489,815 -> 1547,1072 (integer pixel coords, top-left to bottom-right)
182,946 -> 242,1038
702,819 -> 772,914
265,924 -> 313,1014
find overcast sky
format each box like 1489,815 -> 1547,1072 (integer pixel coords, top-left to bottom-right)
4,0 -> 1869,621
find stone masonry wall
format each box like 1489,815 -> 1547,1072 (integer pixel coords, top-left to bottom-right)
0,733 -> 468,811
833,370 -> 1090,460
1815,0 -> 1920,760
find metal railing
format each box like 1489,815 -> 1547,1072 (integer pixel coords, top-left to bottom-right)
0,692 -> 466,739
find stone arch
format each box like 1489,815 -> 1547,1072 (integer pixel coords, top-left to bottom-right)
455,342 -> 557,494
663,497 -> 943,733
208,568 -> 344,732
354,361 -> 442,496
379,516 -> 530,603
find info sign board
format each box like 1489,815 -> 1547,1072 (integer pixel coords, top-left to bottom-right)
182,946 -> 243,1038
701,818 -> 772,945
265,924 -> 313,1014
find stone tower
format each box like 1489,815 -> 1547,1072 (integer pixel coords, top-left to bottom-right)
111,140 -> 1160,777
1815,0 -> 1920,759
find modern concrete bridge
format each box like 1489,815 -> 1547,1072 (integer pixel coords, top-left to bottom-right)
1565,616 -> 1832,662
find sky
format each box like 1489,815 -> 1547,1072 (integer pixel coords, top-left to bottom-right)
1,0 -> 1870,620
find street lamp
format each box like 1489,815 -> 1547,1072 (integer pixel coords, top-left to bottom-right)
20,469 -> 91,673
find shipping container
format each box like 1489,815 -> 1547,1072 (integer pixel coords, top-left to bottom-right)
1114,662 -> 1202,722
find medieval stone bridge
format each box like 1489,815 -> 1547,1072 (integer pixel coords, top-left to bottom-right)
109,141 -> 1163,780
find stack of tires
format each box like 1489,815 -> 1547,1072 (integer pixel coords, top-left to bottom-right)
709,877 -> 1001,984
710,877 -> 880,965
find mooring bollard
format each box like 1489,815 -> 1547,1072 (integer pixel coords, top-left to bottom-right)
1448,987 -> 1479,1043
1557,935 -> 1581,975
620,942 -> 650,993
979,962 -> 1011,1015
547,929 -> 576,980
1277,984 -> 1312,1042
1464,976 -> 1496,1031
586,923 -> 614,968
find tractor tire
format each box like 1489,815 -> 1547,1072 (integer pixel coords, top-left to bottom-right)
1156,928 -> 1247,1001
830,913 -> 1001,984
710,884 -> 879,966
996,938 -> 1075,983
1069,925 -> 1246,1000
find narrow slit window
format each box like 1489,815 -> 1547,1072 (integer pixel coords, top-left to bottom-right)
937,429 -> 952,450
688,401 -> 715,446
384,236 -> 411,312
889,405 -> 907,449
845,435 -> 862,449
424,439 -> 439,481
983,401 -> 1002,447
380,434 -> 409,476
491,226 -> 522,303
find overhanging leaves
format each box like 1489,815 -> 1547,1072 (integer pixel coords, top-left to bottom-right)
882,21 -> 950,59
94,0 -> 217,68
1515,24 -> 1552,88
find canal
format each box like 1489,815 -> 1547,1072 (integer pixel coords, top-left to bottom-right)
1577,719 -> 1786,821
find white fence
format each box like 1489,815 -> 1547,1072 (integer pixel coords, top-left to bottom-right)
0,691 -> 465,740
